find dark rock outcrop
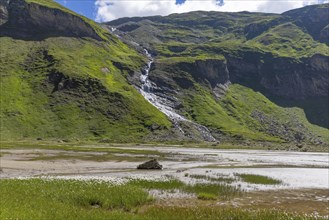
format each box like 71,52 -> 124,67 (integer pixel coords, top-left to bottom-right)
244,17 -> 284,40
137,159 -> 163,170
226,53 -> 329,99
178,59 -> 230,88
0,0 -> 102,40
0,0 -> 8,25
150,58 -> 230,91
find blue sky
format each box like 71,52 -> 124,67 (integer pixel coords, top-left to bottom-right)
55,0 -> 328,22
55,0 -> 96,19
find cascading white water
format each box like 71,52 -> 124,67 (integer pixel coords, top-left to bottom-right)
108,26 -> 215,140
139,49 -> 216,141
140,49 -> 186,122
140,49 -> 153,93
108,23 -> 217,141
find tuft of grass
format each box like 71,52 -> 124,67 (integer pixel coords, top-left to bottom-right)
189,174 -> 234,183
236,173 -> 282,185
184,183 -> 243,200
197,192 -> 217,200
128,179 -> 185,190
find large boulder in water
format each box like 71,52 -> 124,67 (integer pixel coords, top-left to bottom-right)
137,159 -> 163,170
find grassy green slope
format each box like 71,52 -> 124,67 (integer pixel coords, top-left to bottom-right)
181,83 -> 329,143
246,22 -> 329,58
154,23 -> 329,60
0,0 -> 171,141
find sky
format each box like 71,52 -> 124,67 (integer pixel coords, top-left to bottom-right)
55,0 -> 329,22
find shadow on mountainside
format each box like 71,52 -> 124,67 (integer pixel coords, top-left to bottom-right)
236,81 -> 329,129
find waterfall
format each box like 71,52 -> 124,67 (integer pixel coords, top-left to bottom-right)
108,24 -> 217,141
140,49 -> 186,122
139,49 -> 217,142
140,49 -> 153,93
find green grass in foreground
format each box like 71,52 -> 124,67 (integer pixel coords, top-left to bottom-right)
237,174 -> 282,185
0,179 -> 321,220
0,179 -> 151,219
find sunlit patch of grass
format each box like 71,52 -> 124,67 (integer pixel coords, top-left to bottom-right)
128,179 -> 185,190
236,173 -> 282,185
197,192 -> 217,200
189,174 -> 234,183
184,183 -> 243,200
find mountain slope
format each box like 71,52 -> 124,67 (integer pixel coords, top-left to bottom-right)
0,0 -> 171,142
0,0 -> 328,146
106,4 -> 329,145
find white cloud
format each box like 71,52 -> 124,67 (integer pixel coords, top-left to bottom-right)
256,1 -> 303,13
95,0 -> 328,22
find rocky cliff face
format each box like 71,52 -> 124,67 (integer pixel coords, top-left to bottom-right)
0,0 -> 101,40
148,58 -> 230,96
154,52 -> 328,100
226,53 -> 329,99
0,0 -> 8,25
179,59 -> 230,88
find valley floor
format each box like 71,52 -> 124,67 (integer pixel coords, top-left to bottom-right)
0,142 -> 328,219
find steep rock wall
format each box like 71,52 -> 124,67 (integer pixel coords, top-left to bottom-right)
148,58 -> 230,91
178,59 -> 230,88
227,53 -> 329,99
0,0 -> 102,40
0,0 -> 8,25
